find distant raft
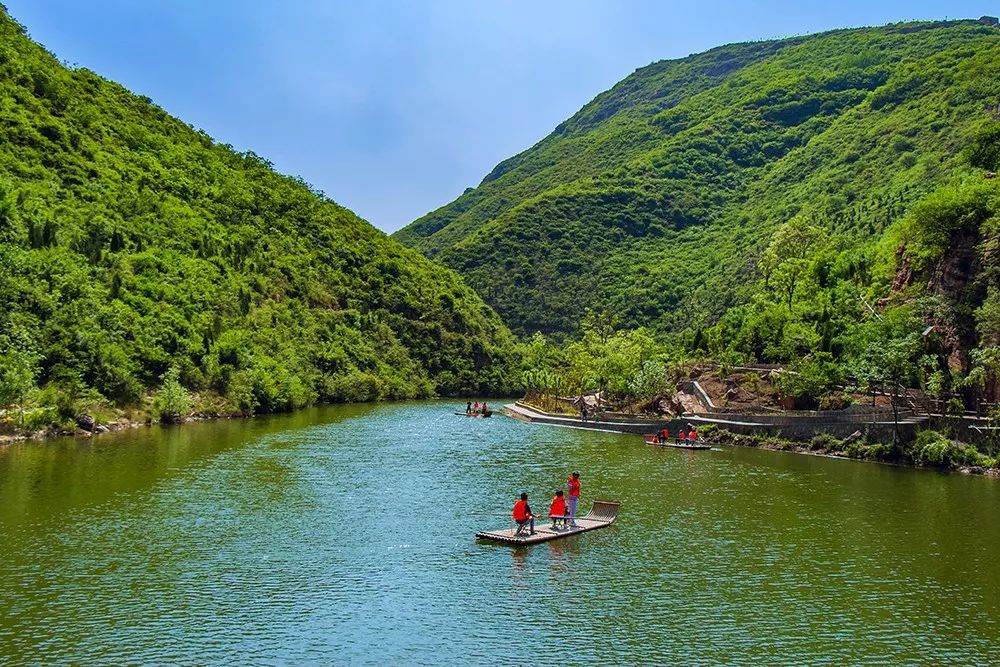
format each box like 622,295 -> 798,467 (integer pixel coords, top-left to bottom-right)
643,434 -> 711,450
476,500 -> 620,545
455,411 -> 493,418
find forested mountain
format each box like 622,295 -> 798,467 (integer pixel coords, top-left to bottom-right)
395,19 -> 1000,340
0,6 -> 514,425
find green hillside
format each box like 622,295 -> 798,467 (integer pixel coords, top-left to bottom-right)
0,7 -> 514,427
395,19 -> 1000,339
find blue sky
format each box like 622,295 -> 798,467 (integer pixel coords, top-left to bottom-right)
5,1 -> 993,232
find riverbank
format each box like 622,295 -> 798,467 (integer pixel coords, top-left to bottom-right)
0,411 -> 235,446
705,428 -> 1000,477
505,402 -> 1000,476
0,395 -> 514,446
0,390 -> 248,445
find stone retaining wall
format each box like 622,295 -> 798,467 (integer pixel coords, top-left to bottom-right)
508,401 -> 926,443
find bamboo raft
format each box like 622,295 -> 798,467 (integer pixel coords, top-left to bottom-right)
476,500 -> 620,545
643,435 -> 711,450
455,411 -> 493,418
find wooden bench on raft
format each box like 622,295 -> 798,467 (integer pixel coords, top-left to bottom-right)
514,514 -> 572,536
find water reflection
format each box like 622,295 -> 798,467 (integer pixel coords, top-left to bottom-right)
510,547 -> 528,577
1,401 -> 999,664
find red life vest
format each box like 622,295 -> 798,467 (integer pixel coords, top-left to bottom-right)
512,499 -> 529,521
660,428 -> 670,439
678,431 -> 687,441
550,496 -> 567,516
688,430 -> 698,440
567,477 -> 581,497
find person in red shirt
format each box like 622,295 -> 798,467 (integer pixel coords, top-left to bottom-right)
512,492 -> 535,535
549,490 -> 568,529
658,427 -> 670,444
566,472 -> 581,526
677,429 -> 686,444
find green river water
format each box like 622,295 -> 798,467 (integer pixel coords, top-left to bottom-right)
1,401 -> 999,665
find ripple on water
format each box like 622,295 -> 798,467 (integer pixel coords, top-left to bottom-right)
1,402 -> 1000,664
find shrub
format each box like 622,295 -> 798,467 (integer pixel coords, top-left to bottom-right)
965,122 -> 1000,171
809,432 -> 842,451
250,366 -> 314,412
0,348 -> 37,425
891,135 -> 915,153
225,370 -> 259,415
914,433 -> 949,465
35,373 -> 105,422
841,439 -> 893,460
326,372 -> 386,403
819,393 -> 853,410
154,366 -> 191,423
944,398 -> 965,417
778,352 -> 844,401
20,406 -> 58,432
901,183 -> 996,269
913,430 -> 992,468
697,423 -> 718,439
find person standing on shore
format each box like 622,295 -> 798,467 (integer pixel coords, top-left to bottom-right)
567,472 -> 581,526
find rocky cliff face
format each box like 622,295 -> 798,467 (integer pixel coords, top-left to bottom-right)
925,226 -> 983,374
891,206 -> 999,388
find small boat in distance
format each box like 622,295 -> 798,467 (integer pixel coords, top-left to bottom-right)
455,410 -> 493,418
644,434 -> 711,450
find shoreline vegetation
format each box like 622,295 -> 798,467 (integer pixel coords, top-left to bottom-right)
0,392 -> 519,446
704,427 -> 1000,477
0,395 -> 247,445
512,400 -> 1000,477
4,395 -> 998,495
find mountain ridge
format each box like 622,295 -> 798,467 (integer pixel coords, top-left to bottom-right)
394,18 -> 1000,338
0,5 -> 514,427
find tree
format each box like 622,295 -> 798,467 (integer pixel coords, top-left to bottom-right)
627,360 -> 670,408
777,352 -> 843,403
965,122 -> 1000,172
976,287 -> 1000,346
958,347 -> 1000,416
760,216 -> 823,310
154,366 -> 191,424
847,315 -> 921,448
520,331 -> 560,372
0,348 -> 37,429
901,183 -> 995,270
563,322 -> 661,410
